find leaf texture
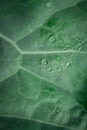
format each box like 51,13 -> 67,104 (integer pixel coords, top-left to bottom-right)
0,0 -> 87,130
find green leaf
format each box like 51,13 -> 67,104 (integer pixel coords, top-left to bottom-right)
0,0 -> 87,130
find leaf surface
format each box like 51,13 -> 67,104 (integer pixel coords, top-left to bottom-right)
0,0 -> 87,130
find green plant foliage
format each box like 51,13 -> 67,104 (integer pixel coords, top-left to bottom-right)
0,0 -> 87,130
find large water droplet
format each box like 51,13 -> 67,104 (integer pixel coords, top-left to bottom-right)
66,62 -> 72,67
47,67 -> 52,72
49,34 -> 56,43
57,66 -> 62,73
41,58 -> 48,65
46,2 -> 52,8
56,55 -> 61,62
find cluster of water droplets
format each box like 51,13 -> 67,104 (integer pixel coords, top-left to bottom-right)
71,37 -> 83,51
40,53 -> 73,76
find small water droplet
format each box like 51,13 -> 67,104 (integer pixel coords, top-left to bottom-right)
64,44 -> 69,50
46,2 -> 52,8
59,38 -> 64,43
55,107 -> 60,113
66,62 -> 72,67
41,58 -> 48,65
71,54 -> 74,58
74,37 -> 79,42
77,46 -> 83,51
66,45 -> 69,48
47,67 -> 52,72
49,34 -> 56,43
72,46 -> 75,50
77,39 -> 82,43
40,28 -> 49,37
74,38 -> 82,44
56,56 -> 61,62
57,67 -> 62,73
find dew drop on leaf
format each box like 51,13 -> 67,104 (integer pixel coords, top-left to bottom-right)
46,2 -> 52,8
47,67 -> 52,72
57,66 -> 62,73
55,107 -> 60,113
56,56 -> 61,62
64,44 -> 69,50
66,62 -> 72,67
72,46 -> 75,50
71,54 -> 74,58
66,44 -> 69,48
77,46 -> 83,51
41,58 -> 48,65
59,38 -> 64,43
77,39 -> 82,43
49,34 -> 56,43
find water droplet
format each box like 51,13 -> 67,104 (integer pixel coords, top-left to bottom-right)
74,37 -> 79,42
64,44 -> 69,50
56,56 -> 61,62
49,34 -> 56,43
77,39 -> 82,43
57,67 -> 62,73
46,2 -> 52,8
77,46 -> 83,51
41,87 -> 56,98
40,28 -> 49,37
72,46 -> 75,50
47,67 -> 52,72
71,54 -> 74,58
59,38 -> 64,43
66,62 -> 72,67
55,107 -> 60,113
66,45 -> 69,48
41,58 -> 48,65
46,19 -> 57,31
